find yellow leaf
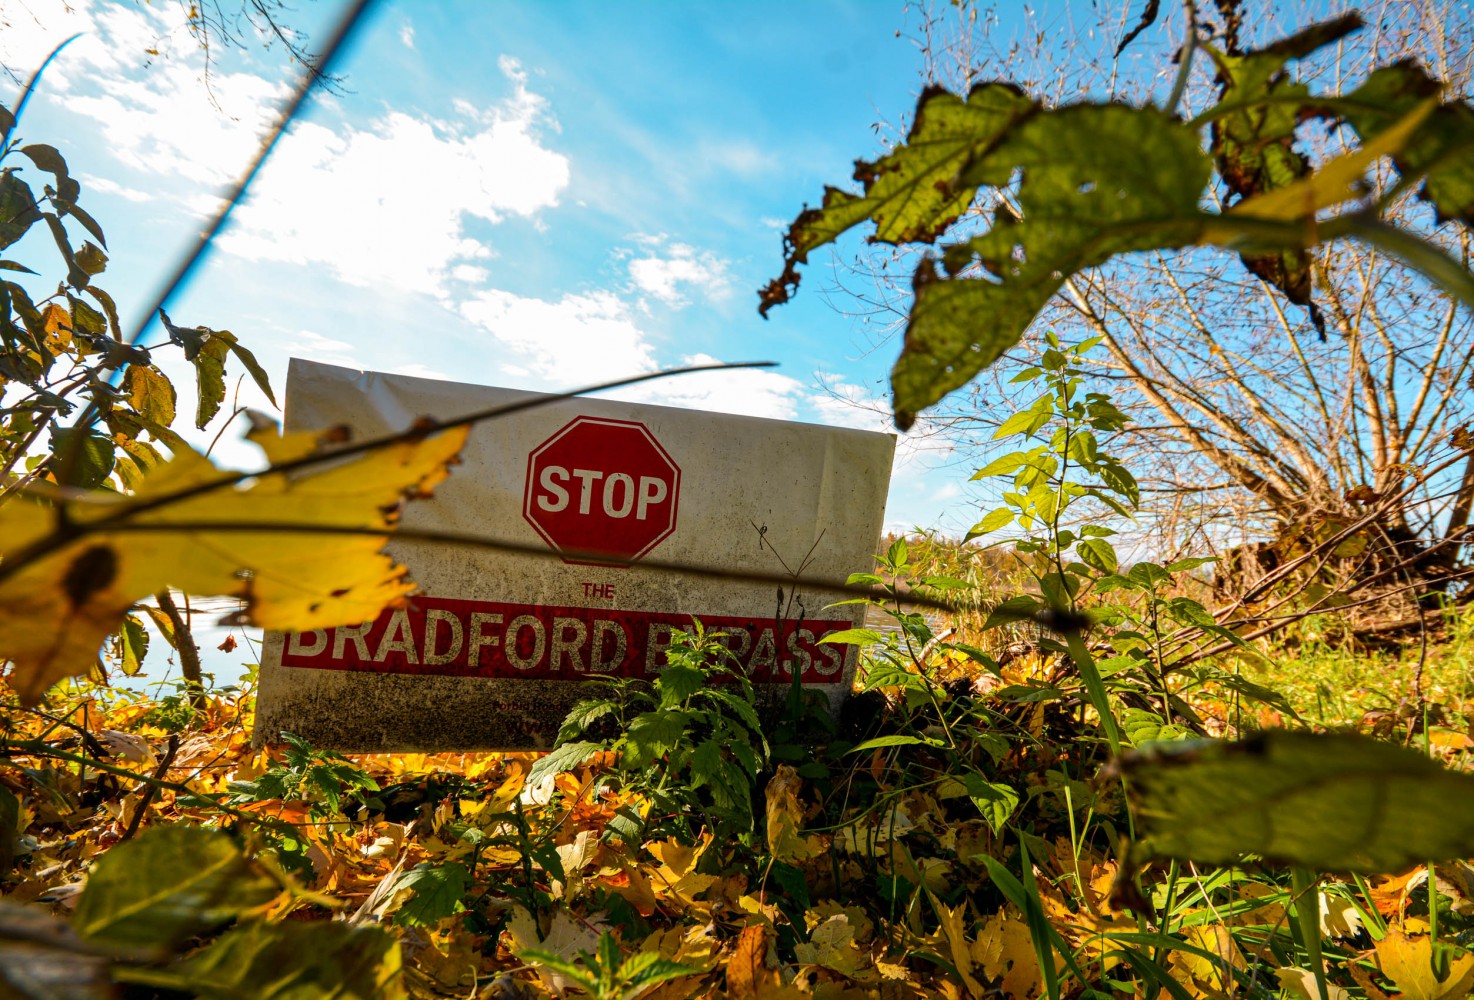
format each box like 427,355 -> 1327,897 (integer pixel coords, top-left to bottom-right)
929,894 -> 985,998
766,764 -> 821,863
1277,966 -> 1354,1000
1375,929 -> 1474,1000
1227,99 -> 1435,224
727,924 -> 802,1000
0,422 -> 466,704
972,909 -> 1042,999
792,913 -> 872,981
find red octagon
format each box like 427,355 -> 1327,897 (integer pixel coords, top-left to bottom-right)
523,416 -> 681,566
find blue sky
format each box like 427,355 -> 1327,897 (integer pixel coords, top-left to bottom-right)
2,0 -> 998,541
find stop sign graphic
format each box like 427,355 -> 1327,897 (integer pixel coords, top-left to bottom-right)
523,416 -> 681,565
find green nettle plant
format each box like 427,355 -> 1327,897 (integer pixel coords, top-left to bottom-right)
534,624 -> 770,844
519,931 -> 698,1000
835,539 -> 1023,834
962,334 -> 1296,749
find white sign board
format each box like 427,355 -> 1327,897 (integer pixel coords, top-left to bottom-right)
253,359 -> 894,751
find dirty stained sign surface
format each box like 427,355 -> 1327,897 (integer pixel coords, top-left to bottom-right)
254,359 -> 895,751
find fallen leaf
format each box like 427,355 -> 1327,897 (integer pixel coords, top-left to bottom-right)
1375,928 -> 1474,1000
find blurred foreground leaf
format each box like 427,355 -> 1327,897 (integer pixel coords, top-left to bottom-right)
0,901 -> 113,1000
1114,730 -> 1474,872
121,920 -> 405,1000
72,826 -> 279,956
0,419 -> 467,704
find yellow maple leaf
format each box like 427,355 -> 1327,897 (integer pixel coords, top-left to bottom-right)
972,908 -> 1043,999
0,420 -> 466,704
1376,928 -> 1474,1000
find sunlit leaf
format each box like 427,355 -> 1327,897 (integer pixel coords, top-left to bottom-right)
892,104 -> 1210,428
759,83 -> 1036,315
118,612 -> 148,676
1373,928 -> 1474,1000
389,863 -> 468,927
527,740 -> 602,787
122,364 -> 176,429
0,420 -> 467,704
1343,61 -> 1474,227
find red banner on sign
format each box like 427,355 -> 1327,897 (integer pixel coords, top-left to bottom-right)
279,596 -> 856,684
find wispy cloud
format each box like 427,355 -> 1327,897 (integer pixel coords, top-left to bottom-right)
626,237 -> 732,308
459,287 -> 656,386
220,58 -> 570,294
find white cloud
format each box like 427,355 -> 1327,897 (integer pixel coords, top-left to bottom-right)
283,329 -> 357,369
12,8 -> 570,298
627,239 -> 731,307
450,264 -> 490,283
611,353 -> 806,420
460,288 -> 655,387
393,362 -> 450,381
808,373 -> 939,481
219,57 -> 570,294
399,21 -> 416,49
27,1 -> 291,186
81,174 -> 152,202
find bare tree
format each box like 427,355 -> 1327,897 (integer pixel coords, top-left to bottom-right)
823,0 -> 1474,635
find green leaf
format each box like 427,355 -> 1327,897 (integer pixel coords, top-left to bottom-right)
0,171 -> 41,249
1203,18 -> 1361,333
971,451 -> 1030,478
1165,556 -> 1215,573
391,863 -> 469,927
657,662 -> 705,709
624,712 -> 691,765
224,335 -> 277,407
120,920 -> 404,999
160,312 -> 275,427
73,241 -> 106,277
885,535 -> 908,567
964,507 -> 1014,541
617,949 -> 699,991
47,427 -> 115,490
889,103 -> 1211,427
818,627 -> 882,646
759,83 -> 1037,314
1077,537 -> 1117,574
119,613 -> 149,676
993,410 -> 1043,441
963,773 -> 1020,832
1117,731 -> 1474,871
848,734 -> 939,753
1342,60 -> 1474,227
558,698 -> 617,741
71,826 -> 279,956
527,740 -> 603,787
